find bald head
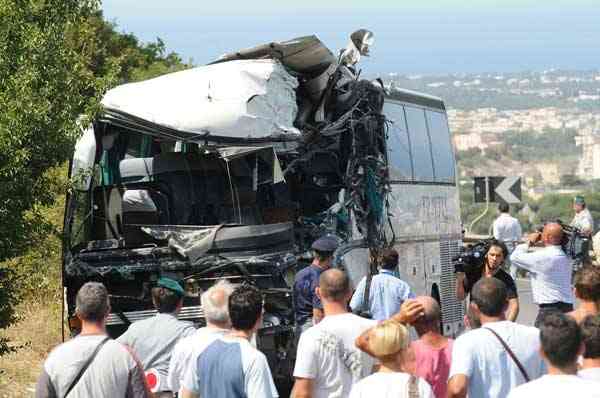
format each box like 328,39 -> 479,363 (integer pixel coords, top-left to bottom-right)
413,296 -> 441,334
415,296 -> 441,323
543,223 -> 564,246
319,269 -> 351,302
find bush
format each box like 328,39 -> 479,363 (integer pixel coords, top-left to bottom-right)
0,267 -> 19,354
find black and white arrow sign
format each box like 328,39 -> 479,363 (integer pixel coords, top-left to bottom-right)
473,176 -> 521,204
494,176 -> 521,204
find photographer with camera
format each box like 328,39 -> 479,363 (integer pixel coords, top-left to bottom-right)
455,239 -> 520,322
510,222 -> 574,327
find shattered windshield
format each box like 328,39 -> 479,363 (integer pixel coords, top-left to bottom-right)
69,130 -> 292,251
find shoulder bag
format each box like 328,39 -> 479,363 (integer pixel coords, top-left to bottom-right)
484,327 -> 530,382
63,336 -> 111,398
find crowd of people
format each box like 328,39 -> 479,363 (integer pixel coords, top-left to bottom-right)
34,222 -> 600,397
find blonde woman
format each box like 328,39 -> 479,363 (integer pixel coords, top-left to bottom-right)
350,320 -> 433,398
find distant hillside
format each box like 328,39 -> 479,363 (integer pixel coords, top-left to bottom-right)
456,127 -> 581,184
385,70 -> 600,111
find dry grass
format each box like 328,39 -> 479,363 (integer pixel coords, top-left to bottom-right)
0,300 -> 65,398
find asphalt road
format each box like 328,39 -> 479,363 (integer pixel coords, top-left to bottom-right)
514,278 -> 537,326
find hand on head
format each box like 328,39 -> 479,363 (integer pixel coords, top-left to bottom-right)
391,299 -> 425,325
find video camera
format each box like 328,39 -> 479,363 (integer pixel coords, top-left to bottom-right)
452,239 -> 493,274
539,220 -> 590,262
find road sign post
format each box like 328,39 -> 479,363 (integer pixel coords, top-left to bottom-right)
469,176 -> 522,234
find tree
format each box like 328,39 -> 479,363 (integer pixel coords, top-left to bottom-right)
0,2 -> 192,348
0,0 -> 110,343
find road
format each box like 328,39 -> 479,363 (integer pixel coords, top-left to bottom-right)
515,278 -> 537,326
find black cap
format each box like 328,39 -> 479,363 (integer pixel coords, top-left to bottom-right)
311,235 -> 338,252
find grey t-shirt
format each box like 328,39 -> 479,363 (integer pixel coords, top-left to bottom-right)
117,312 -> 195,389
35,335 -> 149,398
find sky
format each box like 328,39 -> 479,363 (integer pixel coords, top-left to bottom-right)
101,0 -> 600,75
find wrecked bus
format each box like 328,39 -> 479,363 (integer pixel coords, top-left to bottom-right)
62,31 -> 463,389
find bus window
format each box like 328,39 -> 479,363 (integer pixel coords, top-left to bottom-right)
405,106 -> 434,182
426,110 -> 456,183
384,101 -> 413,181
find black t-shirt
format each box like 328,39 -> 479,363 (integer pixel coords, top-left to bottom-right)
463,267 -> 518,299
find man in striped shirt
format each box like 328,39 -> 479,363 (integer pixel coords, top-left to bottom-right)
510,222 -> 574,327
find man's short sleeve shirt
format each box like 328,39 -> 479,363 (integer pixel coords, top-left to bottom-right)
449,321 -> 545,398
293,265 -> 324,325
464,268 -> 518,299
182,337 -> 278,398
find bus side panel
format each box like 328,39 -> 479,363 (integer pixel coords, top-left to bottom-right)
388,183 -> 464,336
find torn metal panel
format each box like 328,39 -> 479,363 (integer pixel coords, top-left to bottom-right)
213,35 -> 336,77
141,225 -> 220,264
101,60 -> 301,140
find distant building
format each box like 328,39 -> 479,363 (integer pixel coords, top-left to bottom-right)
453,133 -> 487,151
575,131 -> 600,180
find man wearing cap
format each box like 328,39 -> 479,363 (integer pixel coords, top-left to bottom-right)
293,236 -> 338,333
118,277 -> 195,396
572,195 -> 594,236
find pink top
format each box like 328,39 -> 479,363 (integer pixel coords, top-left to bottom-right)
410,338 -> 454,398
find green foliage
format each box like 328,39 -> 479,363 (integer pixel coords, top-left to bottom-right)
0,2 -> 190,342
0,0 -> 107,261
503,128 -> 580,162
0,266 -> 19,354
77,12 -> 192,84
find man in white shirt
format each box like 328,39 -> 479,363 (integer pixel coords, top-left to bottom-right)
572,195 -> 594,236
180,285 -> 279,398
493,203 -> 522,279
508,313 -> 600,397
167,280 -> 234,394
292,269 -> 378,398
510,222 -> 574,327
448,278 -> 545,398
579,314 -> 600,382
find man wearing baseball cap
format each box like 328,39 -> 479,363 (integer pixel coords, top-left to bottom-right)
293,236 -> 339,333
572,195 -> 594,236
118,277 -> 195,397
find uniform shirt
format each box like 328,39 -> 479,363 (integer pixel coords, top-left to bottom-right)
293,313 -> 377,398
117,312 -> 195,390
349,269 -> 414,320
449,321 -> 545,398
182,336 -> 278,398
493,213 -> 522,251
464,268 -> 518,299
167,326 -> 229,394
510,244 -> 574,305
35,335 -> 150,398
508,374 -> 600,398
572,208 -> 594,234
293,264 -> 324,325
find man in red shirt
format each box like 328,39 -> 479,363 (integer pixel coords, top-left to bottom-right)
409,296 -> 453,398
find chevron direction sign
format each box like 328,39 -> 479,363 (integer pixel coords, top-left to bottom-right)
473,176 -> 522,204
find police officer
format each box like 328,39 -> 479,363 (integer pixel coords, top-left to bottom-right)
293,236 -> 338,333
572,195 -> 594,236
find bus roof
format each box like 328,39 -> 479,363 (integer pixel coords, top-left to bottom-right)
385,87 -> 446,111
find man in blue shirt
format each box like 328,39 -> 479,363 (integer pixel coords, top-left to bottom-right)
293,236 -> 338,332
350,248 -> 414,321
